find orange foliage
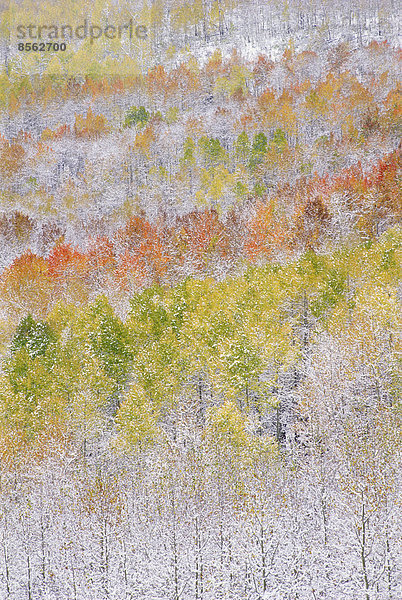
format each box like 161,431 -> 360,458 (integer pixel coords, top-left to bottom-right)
0,142 -> 25,177
115,216 -> 156,252
0,146 -> 399,309
74,108 -> 109,139
185,116 -> 205,138
87,237 -> 116,270
205,50 -> 225,81
0,251 -> 52,320
253,55 -> 274,92
383,87 -> 402,127
245,201 -> 288,261
47,244 -> 87,279
133,123 -> 156,156
41,124 -> 71,141
170,62 -> 201,97
115,250 -> 148,291
146,65 -> 174,100
1,252 -> 48,288
331,149 -> 401,222
116,216 -> 175,285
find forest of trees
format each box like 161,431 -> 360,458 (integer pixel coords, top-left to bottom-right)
0,0 -> 401,598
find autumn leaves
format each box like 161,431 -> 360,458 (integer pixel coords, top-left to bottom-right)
0,228 -> 400,462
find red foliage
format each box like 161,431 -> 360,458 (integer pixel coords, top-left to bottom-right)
116,217 -> 175,285
115,250 -> 148,291
175,209 -> 230,268
47,244 -> 87,279
253,55 -> 274,92
0,148 -> 399,306
87,237 -> 116,270
115,216 -> 156,252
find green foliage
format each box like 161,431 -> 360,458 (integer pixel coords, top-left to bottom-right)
205,400 -> 278,465
1,231 -> 400,452
249,132 -> 267,168
115,382 -> 160,450
182,136 -> 196,166
88,297 -> 133,387
128,286 -> 171,343
253,181 -> 266,196
270,128 -> 288,153
4,318 -> 59,437
199,136 -> 227,166
165,106 -> 179,123
123,105 -> 150,128
234,131 -> 250,163
214,64 -> 251,98
310,268 -> 348,317
11,314 -> 56,358
7,348 -> 53,401
233,179 -> 248,200
380,247 -> 397,271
